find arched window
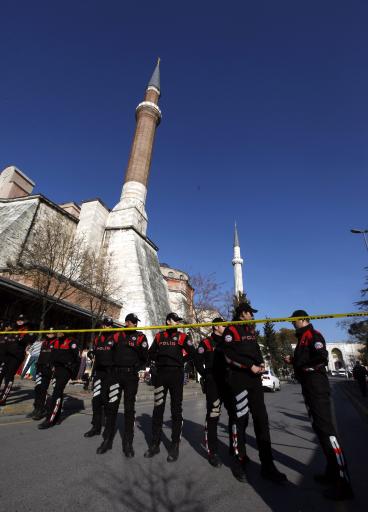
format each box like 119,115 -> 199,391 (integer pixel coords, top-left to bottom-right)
168,271 -> 174,278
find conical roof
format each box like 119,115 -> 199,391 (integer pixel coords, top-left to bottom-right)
148,58 -> 160,92
234,223 -> 240,247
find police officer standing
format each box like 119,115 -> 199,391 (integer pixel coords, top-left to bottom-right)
144,312 -> 197,462
0,314 -> 35,406
352,360 -> 367,397
27,327 -> 56,420
223,304 -> 286,483
96,313 -> 148,456
0,321 -> 13,391
284,310 -> 353,501
38,327 -> 80,429
196,317 -> 234,468
83,317 -> 115,440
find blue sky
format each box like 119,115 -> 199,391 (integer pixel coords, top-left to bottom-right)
1,0 -> 367,340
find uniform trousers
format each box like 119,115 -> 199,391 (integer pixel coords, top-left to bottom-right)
46,366 -> 72,424
152,367 -> 184,445
227,368 -> 273,464
0,354 -> 24,402
300,372 -> 350,483
34,364 -> 53,411
103,367 -> 139,445
90,367 -> 112,430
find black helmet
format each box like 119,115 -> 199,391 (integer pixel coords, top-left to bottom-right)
102,317 -> 114,327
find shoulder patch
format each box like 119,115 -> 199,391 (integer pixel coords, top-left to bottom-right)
314,341 -> 324,350
198,347 -> 205,354
142,341 -> 148,348
224,335 -> 233,343
71,343 -> 77,349
186,339 -> 193,346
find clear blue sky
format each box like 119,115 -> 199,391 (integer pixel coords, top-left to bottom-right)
1,1 -> 367,341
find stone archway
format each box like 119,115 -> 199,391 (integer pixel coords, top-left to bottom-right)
331,348 -> 345,370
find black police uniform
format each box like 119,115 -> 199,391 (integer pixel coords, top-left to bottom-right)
101,330 -> 148,452
222,323 -> 283,480
293,324 -> 351,490
39,336 -> 80,428
0,327 -> 34,405
32,337 -> 54,417
196,333 -> 235,460
85,333 -> 115,436
0,331 -> 9,390
352,362 -> 368,397
146,329 -> 196,455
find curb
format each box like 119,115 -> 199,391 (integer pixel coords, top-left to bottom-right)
0,385 -> 203,418
338,381 -> 368,420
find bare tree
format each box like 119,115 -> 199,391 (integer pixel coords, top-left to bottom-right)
8,214 -> 87,329
79,251 -> 122,330
189,273 -> 224,343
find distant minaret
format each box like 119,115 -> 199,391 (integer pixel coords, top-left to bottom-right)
232,223 -> 244,295
113,58 -> 162,236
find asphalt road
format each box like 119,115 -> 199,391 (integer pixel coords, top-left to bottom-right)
0,381 -> 366,512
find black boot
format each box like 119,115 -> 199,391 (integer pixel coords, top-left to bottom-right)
38,419 -> 54,430
208,453 -> 222,468
232,458 -> 248,483
144,444 -> 160,458
261,462 -> 287,483
84,426 -> 101,438
96,438 -> 113,454
167,442 -> 179,462
123,442 -> 135,458
33,408 -> 47,421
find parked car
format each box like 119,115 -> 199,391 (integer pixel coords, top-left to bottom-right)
261,369 -> 281,392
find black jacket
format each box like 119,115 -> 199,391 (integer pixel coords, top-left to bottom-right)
37,338 -> 54,366
222,324 -> 264,370
4,328 -> 34,359
93,333 -> 115,369
196,333 -> 223,376
149,329 -> 196,368
112,331 -> 148,370
50,337 -> 80,369
293,324 -> 328,378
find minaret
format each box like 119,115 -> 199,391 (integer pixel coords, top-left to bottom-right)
105,60 -> 170,336
113,59 -> 162,236
232,223 -> 244,295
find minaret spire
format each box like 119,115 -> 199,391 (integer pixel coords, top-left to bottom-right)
232,222 -> 244,295
112,60 -> 163,236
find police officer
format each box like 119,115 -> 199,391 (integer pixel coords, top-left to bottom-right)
84,318 -> 115,440
97,313 -> 148,456
0,321 -> 13,391
223,304 -> 286,483
284,310 -> 353,501
38,327 -> 80,429
352,360 -> 367,397
196,317 -> 235,468
27,327 -> 56,420
0,314 -> 35,406
144,312 -> 197,462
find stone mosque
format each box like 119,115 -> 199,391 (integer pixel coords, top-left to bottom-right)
0,61 -> 193,335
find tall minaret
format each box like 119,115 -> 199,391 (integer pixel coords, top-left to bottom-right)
112,59 -> 162,236
106,60 -> 170,334
232,223 -> 244,295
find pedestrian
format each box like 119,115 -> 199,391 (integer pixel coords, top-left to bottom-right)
196,317 -> 235,468
21,338 -> 42,379
27,328 -> 56,420
0,314 -> 35,406
38,327 -> 80,429
222,304 -> 287,483
352,360 -> 367,397
284,310 -> 353,501
144,312 -> 197,462
96,314 -> 148,457
83,318 -> 115,441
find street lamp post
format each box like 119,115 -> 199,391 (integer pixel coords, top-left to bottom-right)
350,229 -> 368,252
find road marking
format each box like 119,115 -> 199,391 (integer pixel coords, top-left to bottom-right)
0,419 -> 33,427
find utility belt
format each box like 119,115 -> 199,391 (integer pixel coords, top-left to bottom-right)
114,366 -> 138,374
300,363 -> 326,374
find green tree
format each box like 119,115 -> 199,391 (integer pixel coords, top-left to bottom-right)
261,320 -> 283,373
344,267 -> 368,363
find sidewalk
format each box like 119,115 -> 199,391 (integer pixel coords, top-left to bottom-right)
0,376 -> 203,418
337,379 -> 368,420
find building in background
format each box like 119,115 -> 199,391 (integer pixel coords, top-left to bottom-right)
232,223 -> 244,297
0,62 -> 193,335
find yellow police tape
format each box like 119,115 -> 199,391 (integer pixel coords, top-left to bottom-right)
0,311 -> 367,335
